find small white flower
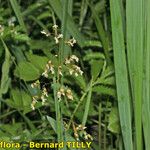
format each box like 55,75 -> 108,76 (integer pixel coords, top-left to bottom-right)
57,34 -> 63,39
43,88 -> 48,97
31,80 -> 40,88
71,55 -> 79,62
31,83 -> 34,88
58,66 -> 63,76
66,37 -> 76,47
41,30 -> 50,37
41,30 -> 46,34
57,88 -> 65,100
31,96 -> 38,110
76,124 -> 87,131
54,34 -> 63,44
65,58 -> 71,64
75,72 -> 78,77
42,70 -> 48,78
41,95 -> 47,105
54,37 -> 59,44
31,103 -> 35,110
72,37 -> 76,44
73,65 -> 83,76
53,24 -> 58,29
66,89 -> 73,100
79,70 -> 83,75
60,88 -> 65,96
32,96 -> 38,102
50,66 -> 55,74
57,91 -> 62,99
69,69 -> 74,75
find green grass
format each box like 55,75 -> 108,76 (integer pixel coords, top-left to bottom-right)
126,0 -> 144,149
110,0 -> 133,149
142,0 -> 150,149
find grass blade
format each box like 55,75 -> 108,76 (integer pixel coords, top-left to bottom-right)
110,0 -> 133,149
126,0 -> 144,149
87,1 -> 112,65
10,0 -> 27,32
142,0 -> 150,149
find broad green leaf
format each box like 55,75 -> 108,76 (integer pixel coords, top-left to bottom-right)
14,61 -> 40,81
6,89 -> 32,114
11,89 -> 23,108
0,39 -> 11,97
22,90 -> 32,114
29,40 -> 55,50
26,53 -> 49,72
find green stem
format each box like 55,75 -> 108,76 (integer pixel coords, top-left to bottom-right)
98,103 -> 102,150
60,0 -> 68,64
53,76 -> 62,144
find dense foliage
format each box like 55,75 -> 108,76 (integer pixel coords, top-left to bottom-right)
0,0 -> 149,150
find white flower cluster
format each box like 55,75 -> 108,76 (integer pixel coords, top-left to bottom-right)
41,87 -> 48,105
30,80 -> 49,110
65,37 -> 76,47
41,24 -> 77,46
74,124 -> 93,141
57,87 -> 73,101
31,24 -> 83,110
52,24 -> 63,44
65,55 -> 83,77
31,80 -> 40,88
42,60 -> 55,78
40,30 -> 51,37
31,96 -> 38,110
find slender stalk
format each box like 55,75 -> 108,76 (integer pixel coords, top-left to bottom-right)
53,76 -> 62,144
60,0 -> 68,63
98,103 -> 102,150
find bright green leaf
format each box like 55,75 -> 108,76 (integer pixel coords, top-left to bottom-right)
14,61 -> 40,81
